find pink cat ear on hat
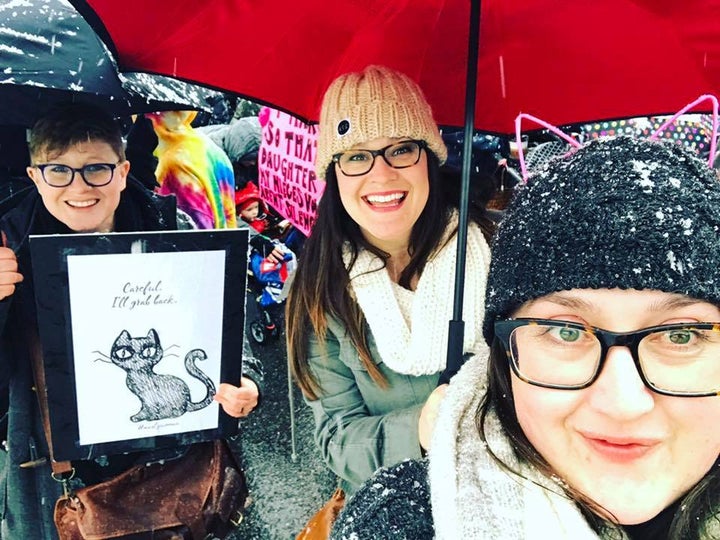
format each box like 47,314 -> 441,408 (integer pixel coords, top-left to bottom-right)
648,94 -> 718,163
514,113 -> 582,182
514,94 -> 720,183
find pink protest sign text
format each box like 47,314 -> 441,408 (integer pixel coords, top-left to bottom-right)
258,107 -> 324,236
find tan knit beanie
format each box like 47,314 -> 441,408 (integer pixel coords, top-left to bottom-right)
315,65 -> 447,180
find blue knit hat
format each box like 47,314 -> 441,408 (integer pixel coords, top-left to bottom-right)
484,135 -> 720,344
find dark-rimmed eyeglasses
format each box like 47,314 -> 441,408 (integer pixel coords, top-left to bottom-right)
34,162 -> 121,187
332,140 -> 426,177
494,318 -> 720,397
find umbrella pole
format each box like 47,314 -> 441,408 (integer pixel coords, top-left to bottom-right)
287,355 -> 298,462
440,0 -> 481,385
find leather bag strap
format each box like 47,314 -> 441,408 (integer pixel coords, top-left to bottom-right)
1,229 -> 71,475
28,331 -> 72,475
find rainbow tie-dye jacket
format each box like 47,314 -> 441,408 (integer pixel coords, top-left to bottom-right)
148,110 -> 236,229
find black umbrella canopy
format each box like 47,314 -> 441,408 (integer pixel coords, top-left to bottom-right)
0,0 -> 219,126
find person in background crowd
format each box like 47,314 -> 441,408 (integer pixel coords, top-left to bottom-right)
197,116 -> 261,177
286,65 -> 494,494
147,110 -> 236,229
124,113 -> 160,191
440,130 -> 508,222
332,135 -> 720,540
235,180 -> 291,238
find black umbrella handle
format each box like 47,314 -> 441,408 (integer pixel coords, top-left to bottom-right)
439,319 -> 465,385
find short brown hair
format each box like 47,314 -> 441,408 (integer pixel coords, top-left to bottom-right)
28,102 -> 125,163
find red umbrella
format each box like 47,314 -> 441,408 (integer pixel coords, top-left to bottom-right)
71,0 -> 720,380
71,0 -> 720,133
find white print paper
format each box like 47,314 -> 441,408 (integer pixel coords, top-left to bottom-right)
68,250 -> 226,445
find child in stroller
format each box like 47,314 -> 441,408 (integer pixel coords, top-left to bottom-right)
248,243 -> 296,343
236,182 -> 298,344
235,181 -> 290,237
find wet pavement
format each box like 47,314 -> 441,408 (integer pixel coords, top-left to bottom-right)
0,296 -> 333,540
229,299 -> 336,540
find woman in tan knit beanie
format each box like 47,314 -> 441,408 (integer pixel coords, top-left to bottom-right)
286,65 -> 493,495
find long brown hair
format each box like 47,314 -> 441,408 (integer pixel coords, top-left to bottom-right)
287,150 -> 494,400
478,341 -> 720,537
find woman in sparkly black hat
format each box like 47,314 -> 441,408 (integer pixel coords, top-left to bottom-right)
332,135 -> 720,539
286,65 -> 494,495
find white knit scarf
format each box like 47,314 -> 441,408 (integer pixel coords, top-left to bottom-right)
343,217 -> 490,376
428,353 -> 620,540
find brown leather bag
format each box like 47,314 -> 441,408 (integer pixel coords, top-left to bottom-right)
295,487 -> 346,540
23,318 -> 247,539
53,439 -> 247,540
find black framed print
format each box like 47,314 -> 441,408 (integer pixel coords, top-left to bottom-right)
29,228 -> 249,461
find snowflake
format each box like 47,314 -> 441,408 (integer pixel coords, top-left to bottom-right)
631,159 -> 659,190
667,250 -> 685,275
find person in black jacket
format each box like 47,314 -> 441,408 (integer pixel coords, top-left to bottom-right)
0,103 -> 262,539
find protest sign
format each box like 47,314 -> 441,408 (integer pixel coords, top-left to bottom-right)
29,229 -> 248,461
258,107 -> 324,236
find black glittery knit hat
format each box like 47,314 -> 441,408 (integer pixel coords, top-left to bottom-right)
483,135 -> 720,344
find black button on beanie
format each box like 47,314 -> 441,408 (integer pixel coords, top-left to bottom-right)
483,135 -> 720,344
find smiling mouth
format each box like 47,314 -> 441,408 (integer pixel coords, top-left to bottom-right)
582,434 -> 660,462
66,199 -> 99,208
363,192 -> 406,207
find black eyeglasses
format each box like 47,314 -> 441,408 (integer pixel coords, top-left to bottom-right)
494,318 -> 720,397
332,140 -> 426,177
34,162 -> 121,187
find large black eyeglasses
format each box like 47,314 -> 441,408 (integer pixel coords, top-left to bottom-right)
34,162 -> 121,187
332,140 -> 426,177
494,318 -> 720,397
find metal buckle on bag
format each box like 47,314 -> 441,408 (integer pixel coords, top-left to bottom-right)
51,468 -> 76,500
230,509 -> 244,527
201,509 -> 244,540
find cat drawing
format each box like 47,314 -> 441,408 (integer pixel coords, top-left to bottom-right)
108,329 -> 216,422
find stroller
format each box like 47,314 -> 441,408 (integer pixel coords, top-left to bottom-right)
247,242 -> 296,345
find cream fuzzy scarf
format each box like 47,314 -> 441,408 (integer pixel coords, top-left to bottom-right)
428,353 -> 622,540
343,218 -> 491,375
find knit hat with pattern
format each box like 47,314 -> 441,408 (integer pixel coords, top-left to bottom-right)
484,135 -> 720,344
315,65 -> 447,179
